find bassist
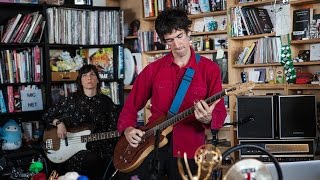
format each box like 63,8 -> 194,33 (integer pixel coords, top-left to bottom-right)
42,64 -> 119,179
116,9 -> 227,180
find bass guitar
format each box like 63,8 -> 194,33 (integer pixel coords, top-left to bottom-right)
113,82 -> 255,172
43,127 -> 120,163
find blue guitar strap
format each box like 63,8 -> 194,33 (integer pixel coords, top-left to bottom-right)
167,54 -> 201,118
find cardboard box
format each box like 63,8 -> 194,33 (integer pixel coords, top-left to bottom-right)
51,72 -> 78,81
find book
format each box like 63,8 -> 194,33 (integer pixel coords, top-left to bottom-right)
8,13 -> 29,43
7,86 -> 14,113
254,68 -> 266,83
253,8 -> 273,33
292,8 -> 312,40
13,86 -> 22,112
0,89 -> 7,113
81,47 -> 114,79
203,16 -> 217,32
1,14 -> 22,43
14,0 -> 38,4
216,57 -> 228,84
12,13 -> 33,43
118,46 -> 124,79
242,42 -> 256,64
131,52 -> 143,84
193,18 -> 205,32
198,0 -> 210,13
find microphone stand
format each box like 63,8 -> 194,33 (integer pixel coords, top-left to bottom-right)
150,129 -> 161,180
210,129 -> 221,180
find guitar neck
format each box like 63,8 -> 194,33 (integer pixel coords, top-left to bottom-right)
145,89 -> 227,137
81,131 -> 120,143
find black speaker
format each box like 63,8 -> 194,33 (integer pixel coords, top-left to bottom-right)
278,95 -> 317,139
237,96 -> 277,139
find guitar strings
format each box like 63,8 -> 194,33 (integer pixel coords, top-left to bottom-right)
49,136 -> 112,146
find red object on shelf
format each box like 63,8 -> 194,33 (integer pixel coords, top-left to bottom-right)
296,72 -> 314,84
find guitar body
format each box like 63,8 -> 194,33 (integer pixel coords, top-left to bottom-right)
43,127 -> 91,163
113,115 -> 172,173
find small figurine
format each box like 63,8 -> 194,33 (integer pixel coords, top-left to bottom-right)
129,20 -> 140,36
0,119 -> 22,150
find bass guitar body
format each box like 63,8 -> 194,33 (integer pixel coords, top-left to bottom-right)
44,127 -> 120,164
44,128 -> 90,163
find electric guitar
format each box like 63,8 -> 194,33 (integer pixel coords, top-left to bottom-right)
113,82 -> 255,172
43,127 -> 120,163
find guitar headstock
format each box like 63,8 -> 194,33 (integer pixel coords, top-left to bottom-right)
225,81 -> 255,96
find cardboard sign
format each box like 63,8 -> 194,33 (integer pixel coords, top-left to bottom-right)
21,89 -> 43,111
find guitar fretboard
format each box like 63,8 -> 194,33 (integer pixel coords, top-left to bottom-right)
81,131 -> 120,143
144,89 -> 227,138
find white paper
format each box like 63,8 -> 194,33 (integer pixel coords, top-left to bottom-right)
310,43 -> 320,61
216,49 -> 225,59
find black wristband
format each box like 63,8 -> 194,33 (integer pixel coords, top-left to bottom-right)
55,120 -> 61,126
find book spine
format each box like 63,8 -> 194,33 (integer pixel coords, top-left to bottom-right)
7,86 -> 14,113
0,89 -> 7,113
33,46 -> 41,82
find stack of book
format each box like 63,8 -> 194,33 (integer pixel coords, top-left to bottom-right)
0,11 -> 45,43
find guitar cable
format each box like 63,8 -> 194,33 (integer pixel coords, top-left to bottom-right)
103,159 -> 117,180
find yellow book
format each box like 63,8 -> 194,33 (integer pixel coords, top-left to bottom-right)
242,42 -> 256,64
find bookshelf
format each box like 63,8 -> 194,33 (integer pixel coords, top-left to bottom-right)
45,4 -> 125,106
227,0 -> 320,161
0,2 -> 47,125
0,2 -> 124,140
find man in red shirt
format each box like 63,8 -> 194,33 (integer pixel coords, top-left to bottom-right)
117,8 -> 227,179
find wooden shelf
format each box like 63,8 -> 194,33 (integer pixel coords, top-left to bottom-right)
233,61 -> 320,68
143,10 -> 227,21
287,84 -> 320,90
188,10 -> 227,19
233,63 -> 281,68
253,84 -> 286,90
124,85 -> 133,90
293,61 -> 320,66
249,84 -> 320,90
196,49 -> 228,54
124,36 -> 138,40
191,30 -> 227,36
230,32 -> 276,40
144,49 -> 227,55
290,0 -> 319,6
230,0 -> 276,8
144,49 -> 170,55
291,38 -> 320,44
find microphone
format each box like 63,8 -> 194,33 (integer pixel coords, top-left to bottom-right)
238,116 -> 255,125
223,116 -> 255,127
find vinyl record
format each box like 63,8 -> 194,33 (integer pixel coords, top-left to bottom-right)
124,48 -> 135,85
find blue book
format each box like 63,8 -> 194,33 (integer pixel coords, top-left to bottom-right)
0,89 -> 7,113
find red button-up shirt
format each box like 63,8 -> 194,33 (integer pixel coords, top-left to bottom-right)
118,49 -> 227,158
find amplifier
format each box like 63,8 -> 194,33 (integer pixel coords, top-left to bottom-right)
239,139 -> 314,162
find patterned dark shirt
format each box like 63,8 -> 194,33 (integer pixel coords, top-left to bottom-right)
42,92 -> 119,174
